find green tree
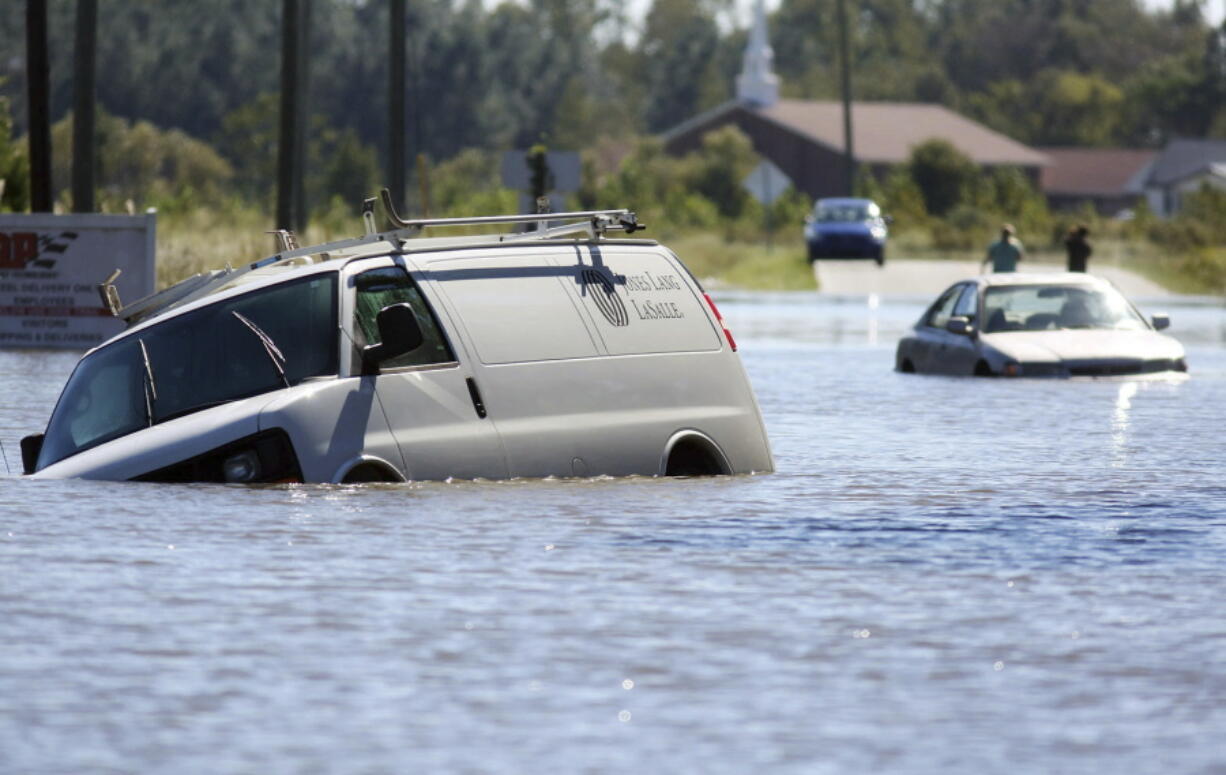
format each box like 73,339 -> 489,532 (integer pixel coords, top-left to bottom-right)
908,139 -> 978,217
0,87 -> 29,212
968,69 -> 1125,146
1123,21 -> 1226,142
215,94 -> 279,203
683,125 -> 759,219
639,0 -> 727,131
50,110 -> 234,211
313,127 -> 380,215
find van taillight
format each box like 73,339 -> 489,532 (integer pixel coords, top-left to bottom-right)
703,293 -> 737,352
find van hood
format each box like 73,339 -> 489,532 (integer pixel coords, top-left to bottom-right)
981,328 -> 1185,364
31,394 -> 274,480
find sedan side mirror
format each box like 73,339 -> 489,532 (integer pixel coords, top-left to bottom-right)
946,316 -> 975,336
883,214 -> 894,225
803,214 -> 815,224
361,303 -> 424,375
1150,313 -> 1171,331
20,433 -> 44,475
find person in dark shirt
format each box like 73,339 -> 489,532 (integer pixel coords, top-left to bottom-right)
1065,224 -> 1092,273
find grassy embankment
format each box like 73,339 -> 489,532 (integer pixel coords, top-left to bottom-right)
887,227 -> 1226,296
155,207 -> 818,292
156,209 -> 1223,296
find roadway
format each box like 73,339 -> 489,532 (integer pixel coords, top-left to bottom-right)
813,259 -> 1172,300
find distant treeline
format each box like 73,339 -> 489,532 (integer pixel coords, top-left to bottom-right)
4,1 -> 1226,292
3,1 -> 1224,176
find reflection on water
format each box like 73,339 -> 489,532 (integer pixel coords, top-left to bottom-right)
1111,380 -> 1138,467
2,291 -> 1226,774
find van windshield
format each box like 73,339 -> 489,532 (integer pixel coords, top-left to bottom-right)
37,274 -> 337,470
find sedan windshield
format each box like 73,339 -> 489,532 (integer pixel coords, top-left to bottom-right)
37,274 -> 337,469
816,202 -> 877,222
982,284 -> 1147,333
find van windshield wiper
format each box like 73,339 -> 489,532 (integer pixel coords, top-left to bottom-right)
138,339 -> 157,426
232,311 -> 290,388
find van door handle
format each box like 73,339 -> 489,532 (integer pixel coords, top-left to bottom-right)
465,377 -> 488,419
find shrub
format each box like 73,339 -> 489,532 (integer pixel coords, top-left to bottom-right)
908,139 -> 979,217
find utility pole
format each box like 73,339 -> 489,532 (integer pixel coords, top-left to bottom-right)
292,0 -> 310,233
389,0 -> 406,215
836,0 -> 855,196
277,0 -> 305,232
26,0 -> 53,212
72,0 -> 97,213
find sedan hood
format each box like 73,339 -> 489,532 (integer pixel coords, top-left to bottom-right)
981,328 -> 1185,364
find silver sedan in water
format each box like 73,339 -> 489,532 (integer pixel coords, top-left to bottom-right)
895,273 -> 1188,377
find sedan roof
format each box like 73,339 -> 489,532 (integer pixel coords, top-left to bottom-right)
975,272 -> 1112,289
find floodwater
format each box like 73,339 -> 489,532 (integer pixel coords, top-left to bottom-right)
3,290 -> 1226,774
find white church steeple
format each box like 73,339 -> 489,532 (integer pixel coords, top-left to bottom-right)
736,0 -> 780,108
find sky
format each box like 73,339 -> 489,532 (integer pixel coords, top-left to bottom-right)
717,0 -> 1226,28
1139,0 -> 1225,24
607,0 -> 1226,40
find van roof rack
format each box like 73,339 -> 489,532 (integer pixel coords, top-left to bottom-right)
100,189 -> 645,327
376,188 -> 645,239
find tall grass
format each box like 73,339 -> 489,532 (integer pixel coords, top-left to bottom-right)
153,199 -> 1224,296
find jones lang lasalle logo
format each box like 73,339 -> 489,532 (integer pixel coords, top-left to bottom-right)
0,231 -> 78,271
581,268 -> 630,327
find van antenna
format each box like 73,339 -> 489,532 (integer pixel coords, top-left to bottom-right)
1,440 -> 10,475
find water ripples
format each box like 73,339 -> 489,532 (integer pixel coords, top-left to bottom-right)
3,294 -> 1226,773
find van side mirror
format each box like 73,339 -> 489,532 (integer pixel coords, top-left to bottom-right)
946,316 -> 975,336
361,303 -> 423,375
1150,313 -> 1171,331
21,433 -> 44,475
883,214 -> 894,225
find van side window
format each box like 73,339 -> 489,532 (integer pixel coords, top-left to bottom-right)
354,267 -> 454,368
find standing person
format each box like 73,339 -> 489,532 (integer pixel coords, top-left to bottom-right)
983,224 -> 1024,273
1065,224 -> 1092,272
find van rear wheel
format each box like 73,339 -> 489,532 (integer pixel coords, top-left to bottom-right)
342,462 -> 403,483
665,435 -> 731,477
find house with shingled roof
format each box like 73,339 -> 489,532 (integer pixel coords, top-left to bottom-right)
1140,138 -> 1226,217
1038,148 -> 1155,217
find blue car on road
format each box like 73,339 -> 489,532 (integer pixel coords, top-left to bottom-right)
804,197 -> 889,266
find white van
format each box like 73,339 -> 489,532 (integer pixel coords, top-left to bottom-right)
20,200 -> 773,483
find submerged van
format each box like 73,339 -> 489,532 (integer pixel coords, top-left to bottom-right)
20,196 -> 773,483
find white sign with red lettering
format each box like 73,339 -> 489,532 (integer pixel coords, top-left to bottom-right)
0,213 -> 155,349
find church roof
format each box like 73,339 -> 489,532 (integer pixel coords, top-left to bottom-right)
761,99 -> 1047,166
663,99 -> 1048,168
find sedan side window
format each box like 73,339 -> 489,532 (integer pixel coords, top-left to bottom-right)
353,267 -> 455,369
925,285 -> 963,329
